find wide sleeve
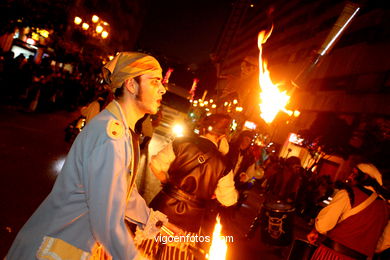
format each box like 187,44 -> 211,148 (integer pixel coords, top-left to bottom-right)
125,185 -> 151,227
315,189 -> 351,234
215,170 -> 238,206
86,139 -> 138,259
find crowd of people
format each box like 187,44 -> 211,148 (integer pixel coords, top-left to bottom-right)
0,50 -> 102,113
3,51 -> 389,260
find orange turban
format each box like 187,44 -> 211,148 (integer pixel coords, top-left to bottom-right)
103,52 -> 162,92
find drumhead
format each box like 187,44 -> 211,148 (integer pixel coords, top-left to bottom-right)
264,200 -> 295,212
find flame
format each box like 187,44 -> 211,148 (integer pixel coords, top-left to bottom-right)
207,216 -> 227,260
258,27 -> 291,124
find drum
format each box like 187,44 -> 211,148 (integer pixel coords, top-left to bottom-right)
288,239 -> 318,260
260,200 -> 295,246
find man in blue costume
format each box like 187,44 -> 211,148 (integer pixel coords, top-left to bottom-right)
7,52 -> 172,259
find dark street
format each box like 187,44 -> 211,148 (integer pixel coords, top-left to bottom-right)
0,106 -> 73,257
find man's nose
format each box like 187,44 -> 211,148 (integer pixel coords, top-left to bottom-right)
159,83 -> 167,94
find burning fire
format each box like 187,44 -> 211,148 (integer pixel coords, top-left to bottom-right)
258,27 -> 291,124
207,216 -> 227,260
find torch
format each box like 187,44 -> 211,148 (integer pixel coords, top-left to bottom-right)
292,1 -> 360,89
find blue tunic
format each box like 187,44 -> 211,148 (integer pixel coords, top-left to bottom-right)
7,102 -> 150,259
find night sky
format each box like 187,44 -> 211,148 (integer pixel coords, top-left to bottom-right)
137,0 -> 232,65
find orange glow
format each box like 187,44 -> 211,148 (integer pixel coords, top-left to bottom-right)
82,23 -> 89,30
92,15 -> 99,23
207,216 -> 227,260
74,17 -> 82,25
257,27 -> 292,123
96,25 -> 103,34
101,31 -> 108,39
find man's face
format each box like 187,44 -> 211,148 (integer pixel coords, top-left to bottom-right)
134,71 -> 166,114
240,136 -> 252,150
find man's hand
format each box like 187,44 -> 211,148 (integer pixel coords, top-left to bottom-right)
307,228 -> 319,245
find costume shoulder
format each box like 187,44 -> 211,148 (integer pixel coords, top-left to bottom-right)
106,119 -> 125,140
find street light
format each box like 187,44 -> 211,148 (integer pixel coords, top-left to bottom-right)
101,31 -> 108,39
96,25 -> 103,34
74,16 -> 82,25
92,15 -> 99,23
82,23 -> 89,30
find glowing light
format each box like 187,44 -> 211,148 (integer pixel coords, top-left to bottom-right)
92,15 -> 99,23
31,32 -> 40,41
244,121 -> 257,130
210,99 -> 214,103
162,68 -> 174,84
82,23 -> 89,30
96,25 -> 103,33
233,99 -> 238,105
108,55 -> 114,61
236,107 -> 243,112
224,102 -> 228,107
26,38 -> 35,45
257,27 -> 292,123
74,17 -> 82,25
293,110 -> 301,117
289,133 -> 304,146
172,124 -> 184,137
231,120 -> 238,131
319,7 -> 360,56
211,104 -> 217,109
37,29 -> 49,38
207,216 -> 227,260
101,31 -> 108,39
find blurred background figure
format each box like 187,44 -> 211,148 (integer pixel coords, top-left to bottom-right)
307,163 -> 389,260
80,86 -> 113,124
225,130 -> 256,189
265,156 -> 303,205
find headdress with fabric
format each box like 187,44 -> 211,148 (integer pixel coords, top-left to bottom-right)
356,163 -> 383,186
103,52 -> 162,92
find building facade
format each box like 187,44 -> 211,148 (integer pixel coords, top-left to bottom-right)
218,0 -> 390,182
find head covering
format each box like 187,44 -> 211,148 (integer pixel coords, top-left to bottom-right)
286,156 -> 301,167
239,130 -> 256,139
200,113 -> 232,136
103,52 -> 162,92
356,163 -> 383,186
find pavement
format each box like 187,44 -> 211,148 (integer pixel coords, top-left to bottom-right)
0,105 -> 313,259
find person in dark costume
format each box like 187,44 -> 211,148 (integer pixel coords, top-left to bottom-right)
149,113 -> 238,233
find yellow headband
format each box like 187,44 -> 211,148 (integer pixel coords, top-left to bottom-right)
103,52 -> 162,92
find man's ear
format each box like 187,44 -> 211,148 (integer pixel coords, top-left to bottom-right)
124,78 -> 136,95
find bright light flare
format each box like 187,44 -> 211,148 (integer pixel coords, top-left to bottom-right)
257,27 -> 292,124
74,16 -> 82,25
92,15 -> 99,23
96,25 -> 103,34
172,124 -> 184,137
207,216 -> 227,260
82,23 -> 89,30
101,31 -> 108,39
